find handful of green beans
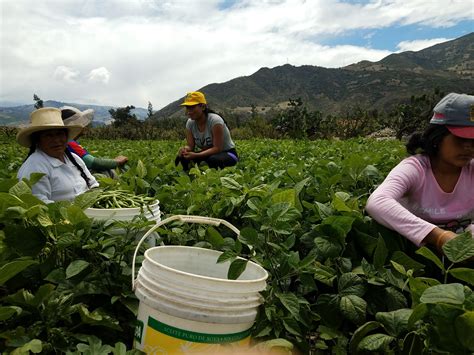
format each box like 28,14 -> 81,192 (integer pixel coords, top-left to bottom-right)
92,189 -> 157,209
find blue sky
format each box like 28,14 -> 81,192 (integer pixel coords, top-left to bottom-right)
323,20 -> 473,50
0,0 -> 473,109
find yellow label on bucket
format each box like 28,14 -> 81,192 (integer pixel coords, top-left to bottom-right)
141,316 -> 251,354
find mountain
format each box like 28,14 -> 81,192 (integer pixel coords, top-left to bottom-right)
154,32 -> 474,118
0,101 -> 148,127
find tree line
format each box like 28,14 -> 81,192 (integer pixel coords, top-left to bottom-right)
31,89 -> 445,141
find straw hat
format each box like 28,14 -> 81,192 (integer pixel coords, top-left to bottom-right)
16,107 -> 83,147
60,105 -> 94,127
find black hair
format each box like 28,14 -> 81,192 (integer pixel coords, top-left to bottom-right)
61,109 -> 76,120
203,105 -> 228,126
25,130 -> 91,188
65,150 -> 91,188
406,124 -> 450,157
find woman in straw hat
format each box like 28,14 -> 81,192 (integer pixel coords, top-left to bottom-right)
60,106 -> 128,173
17,107 -> 99,203
366,93 -> 474,253
176,91 -> 238,171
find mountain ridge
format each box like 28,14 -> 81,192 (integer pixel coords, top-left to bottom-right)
1,32 -> 472,126
0,100 -> 148,127
154,32 -> 474,118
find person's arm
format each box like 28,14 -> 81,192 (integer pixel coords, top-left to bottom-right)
423,227 -> 457,253
366,158 -> 438,247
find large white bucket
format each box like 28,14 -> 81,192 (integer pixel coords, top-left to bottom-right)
132,215 -> 268,354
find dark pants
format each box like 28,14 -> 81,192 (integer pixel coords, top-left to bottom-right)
175,149 -> 238,171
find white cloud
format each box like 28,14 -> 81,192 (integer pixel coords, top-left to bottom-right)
0,0 -> 471,108
87,67 -> 111,84
396,38 -> 452,52
53,66 -> 80,83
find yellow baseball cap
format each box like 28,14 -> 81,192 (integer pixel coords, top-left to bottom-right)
180,91 -> 207,106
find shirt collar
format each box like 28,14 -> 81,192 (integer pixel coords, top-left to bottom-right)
38,149 -> 66,168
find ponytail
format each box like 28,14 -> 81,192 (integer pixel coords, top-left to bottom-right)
66,150 -> 91,188
204,106 -> 228,126
406,124 -> 450,157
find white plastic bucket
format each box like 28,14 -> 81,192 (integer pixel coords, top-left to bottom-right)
84,201 -> 161,222
132,215 -> 268,354
85,201 -> 161,246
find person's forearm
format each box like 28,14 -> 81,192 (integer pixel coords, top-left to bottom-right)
423,227 -> 457,252
195,146 -> 221,157
90,156 -> 118,170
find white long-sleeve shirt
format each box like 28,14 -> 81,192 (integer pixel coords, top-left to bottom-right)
366,155 -> 474,246
17,149 -> 99,204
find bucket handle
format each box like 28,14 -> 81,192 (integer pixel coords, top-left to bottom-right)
132,215 -> 240,290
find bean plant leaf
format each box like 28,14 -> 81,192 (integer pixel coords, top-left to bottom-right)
416,247 -> 445,271
113,342 -> 127,355
375,308 -> 412,337
238,227 -> 259,246
9,180 -> 33,197
136,160 -> 147,178
373,236 -> 388,269
276,292 -> 301,319
205,226 -> 224,248
0,259 -> 38,286
338,273 -> 365,297
75,189 -> 103,209
217,250 -> 236,263
349,321 -> 381,354
282,317 -> 302,337
272,189 -> 297,208
0,306 -> 22,321
442,232 -> 474,263
358,333 -> 395,352
313,263 -> 337,286
401,332 -> 425,355
449,268 -> 474,286
66,260 -> 90,279
454,311 -> 474,351
11,339 -> 42,354
420,283 -> 465,305
340,294 -> 367,324
227,258 -> 247,280
391,251 -> 425,272
220,177 -> 242,191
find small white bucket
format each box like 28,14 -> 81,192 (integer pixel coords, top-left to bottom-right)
85,201 -> 161,246
132,215 -> 268,354
84,201 -> 161,222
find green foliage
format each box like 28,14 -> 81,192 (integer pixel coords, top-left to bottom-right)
0,137 -> 472,354
33,94 -> 43,109
109,106 -> 140,128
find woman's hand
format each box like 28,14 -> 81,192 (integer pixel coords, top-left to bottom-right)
114,155 -> 128,166
182,150 -> 197,159
426,228 -> 458,253
178,146 -> 191,157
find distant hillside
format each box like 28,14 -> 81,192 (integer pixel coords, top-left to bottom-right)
0,101 -> 148,127
154,32 -> 474,119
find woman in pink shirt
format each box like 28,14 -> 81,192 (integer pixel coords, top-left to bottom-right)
366,93 -> 474,253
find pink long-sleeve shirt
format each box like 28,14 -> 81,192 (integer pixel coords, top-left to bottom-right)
366,155 -> 474,246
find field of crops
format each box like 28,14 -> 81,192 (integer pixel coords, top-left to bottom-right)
1,136 -> 474,354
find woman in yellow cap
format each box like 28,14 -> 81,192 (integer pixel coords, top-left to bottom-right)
17,107 -> 99,203
176,91 -> 238,171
